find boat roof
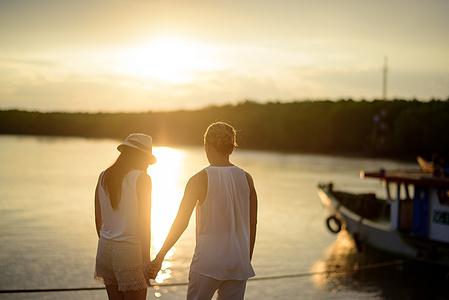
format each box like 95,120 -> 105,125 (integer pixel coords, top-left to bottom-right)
360,169 -> 449,189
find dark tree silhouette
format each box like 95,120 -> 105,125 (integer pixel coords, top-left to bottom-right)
1,99 -> 448,160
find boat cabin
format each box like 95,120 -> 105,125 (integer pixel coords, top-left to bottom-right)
361,169 -> 449,244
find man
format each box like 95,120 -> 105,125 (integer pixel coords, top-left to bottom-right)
149,122 -> 258,300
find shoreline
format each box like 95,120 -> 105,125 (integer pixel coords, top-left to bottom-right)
1,100 -> 448,162
0,132 -> 418,163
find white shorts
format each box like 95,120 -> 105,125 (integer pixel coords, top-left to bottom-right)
94,237 -> 150,292
187,271 -> 247,300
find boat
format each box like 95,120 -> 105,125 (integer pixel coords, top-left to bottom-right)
318,169 -> 449,266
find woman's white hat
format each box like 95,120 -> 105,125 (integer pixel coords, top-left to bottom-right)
117,133 -> 157,164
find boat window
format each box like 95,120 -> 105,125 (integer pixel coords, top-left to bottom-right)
438,189 -> 449,205
385,182 -> 392,200
404,184 -> 414,200
386,183 -> 414,201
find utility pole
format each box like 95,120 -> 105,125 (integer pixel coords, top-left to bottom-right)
382,56 -> 388,100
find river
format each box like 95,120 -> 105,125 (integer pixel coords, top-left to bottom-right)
1,135 -> 447,299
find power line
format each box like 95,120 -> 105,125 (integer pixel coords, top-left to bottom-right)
0,260 -> 404,294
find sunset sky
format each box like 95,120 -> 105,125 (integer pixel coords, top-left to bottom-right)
1,0 -> 448,112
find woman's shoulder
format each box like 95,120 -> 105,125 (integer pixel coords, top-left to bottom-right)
132,169 -> 151,183
97,170 -> 107,186
125,168 -> 147,177
123,169 -> 150,187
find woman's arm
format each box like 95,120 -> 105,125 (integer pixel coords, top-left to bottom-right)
94,181 -> 102,238
246,172 -> 258,260
149,171 -> 206,277
137,173 -> 152,261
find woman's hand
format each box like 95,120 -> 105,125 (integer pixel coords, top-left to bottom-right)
147,256 -> 163,279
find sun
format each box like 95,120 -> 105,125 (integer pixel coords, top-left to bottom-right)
116,37 -> 218,83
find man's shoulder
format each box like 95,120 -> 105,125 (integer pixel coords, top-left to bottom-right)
185,169 -> 208,199
189,168 -> 207,184
236,167 -> 252,180
241,169 -> 255,189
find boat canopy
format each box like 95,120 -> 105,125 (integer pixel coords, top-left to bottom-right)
360,169 -> 449,189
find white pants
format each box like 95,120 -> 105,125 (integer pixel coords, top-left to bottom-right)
187,271 -> 247,300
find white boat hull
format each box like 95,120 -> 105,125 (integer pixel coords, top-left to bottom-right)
318,183 -> 448,264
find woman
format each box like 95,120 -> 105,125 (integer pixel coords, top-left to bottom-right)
94,133 -> 156,300
149,122 -> 258,300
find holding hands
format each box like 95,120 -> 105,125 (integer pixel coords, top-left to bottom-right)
147,255 -> 164,279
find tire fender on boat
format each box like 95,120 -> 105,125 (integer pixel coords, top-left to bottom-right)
326,215 -> 342,234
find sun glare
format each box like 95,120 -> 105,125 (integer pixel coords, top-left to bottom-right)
116,37 -> 219,83
147,147 -> 185,283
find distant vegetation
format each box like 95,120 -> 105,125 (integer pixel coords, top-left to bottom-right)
1,99 -> 448,160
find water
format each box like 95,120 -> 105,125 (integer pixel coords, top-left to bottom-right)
0,135 -> 447,299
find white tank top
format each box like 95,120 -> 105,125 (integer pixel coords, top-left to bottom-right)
190,166 -> 256,280
97,169 -> 143,243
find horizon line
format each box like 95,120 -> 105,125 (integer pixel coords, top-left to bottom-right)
1,97 -> 448,114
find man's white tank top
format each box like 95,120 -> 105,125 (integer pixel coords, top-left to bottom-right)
97,169 -> 143,243
190,165 -> 255,280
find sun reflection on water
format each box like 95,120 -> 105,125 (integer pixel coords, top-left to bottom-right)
310,232 -> 358,288
147,146 -> 185,283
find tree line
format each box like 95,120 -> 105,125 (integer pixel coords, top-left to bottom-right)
1,99 -> 448,160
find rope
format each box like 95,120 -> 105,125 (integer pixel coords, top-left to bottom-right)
0,260 -> 404,294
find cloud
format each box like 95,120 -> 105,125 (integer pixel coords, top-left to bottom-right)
1,50 -> 448,112
0,58 -> 59,67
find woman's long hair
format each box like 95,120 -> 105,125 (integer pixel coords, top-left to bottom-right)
103,147 -> 148,209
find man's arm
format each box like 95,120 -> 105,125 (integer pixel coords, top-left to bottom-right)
149,171 -> 205,277
246,172 -> 258,260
